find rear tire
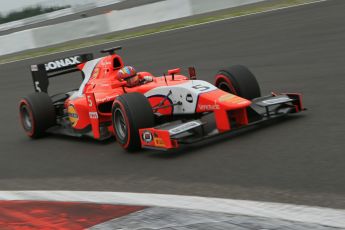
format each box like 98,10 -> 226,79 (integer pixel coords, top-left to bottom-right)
19,92 -> 56,138
112,93 -> 155,151
215,65 -> 261,100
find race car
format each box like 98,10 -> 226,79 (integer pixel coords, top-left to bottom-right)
19,46 -> 305,151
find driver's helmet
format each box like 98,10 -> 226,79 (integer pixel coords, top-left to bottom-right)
117,66 -> 139,87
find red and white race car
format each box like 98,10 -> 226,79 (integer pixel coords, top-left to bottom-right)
19,47 -> 304,151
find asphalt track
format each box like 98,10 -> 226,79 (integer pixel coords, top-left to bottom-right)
0,0 -> 344,209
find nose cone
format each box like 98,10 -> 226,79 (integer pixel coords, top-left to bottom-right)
217,93 -> 251,107
196,89 -> 251,113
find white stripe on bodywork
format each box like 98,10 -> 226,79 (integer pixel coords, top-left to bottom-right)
69,57 -> 102,100
145,80 -> 217,114
0,191 -> 344,228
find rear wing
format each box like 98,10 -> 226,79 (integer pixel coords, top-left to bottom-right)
30,53 -> 94,93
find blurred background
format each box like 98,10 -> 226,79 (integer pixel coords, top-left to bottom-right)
1,0 -> 110,14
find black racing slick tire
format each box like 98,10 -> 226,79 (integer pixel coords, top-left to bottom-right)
112,93 -> 155,151
215,65 -> 261,100
19,92 -> 56,138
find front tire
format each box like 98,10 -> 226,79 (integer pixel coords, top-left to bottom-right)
215,65 -> 261,100
19,92 -> 56,138
112,93 -> 155,151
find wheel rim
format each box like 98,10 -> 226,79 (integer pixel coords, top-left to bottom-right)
21,105 -> 33,131
216,74 -> 238,95
114,107 -> 127,142
218,81 -> 232,93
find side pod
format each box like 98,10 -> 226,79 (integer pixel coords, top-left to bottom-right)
85,93 -> 100,139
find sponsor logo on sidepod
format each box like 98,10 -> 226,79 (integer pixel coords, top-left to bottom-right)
67,104 -> 79,127
89,112 -> 98,119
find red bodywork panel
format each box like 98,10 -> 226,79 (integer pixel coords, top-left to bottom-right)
196,90 -> 250,132
60,53 -> 301,150
64,54 -> 191,138
139,90 -> 252,150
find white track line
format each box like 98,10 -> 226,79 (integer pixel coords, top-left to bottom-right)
0,191 -> 344,228
0,0 -> 328,65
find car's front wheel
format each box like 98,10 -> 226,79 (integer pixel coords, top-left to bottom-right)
215,65 -> 261,100
112,93 -> 155,151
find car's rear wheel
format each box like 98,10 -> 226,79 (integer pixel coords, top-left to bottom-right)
215,65 -> 261,100
112,93 -> 155,151
19,92 -> 56,138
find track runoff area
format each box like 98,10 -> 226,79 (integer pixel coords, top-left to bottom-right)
0,0 -> 345,229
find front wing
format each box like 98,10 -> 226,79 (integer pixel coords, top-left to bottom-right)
139,93 -> 305,150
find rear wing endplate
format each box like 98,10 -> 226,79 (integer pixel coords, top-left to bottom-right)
30,53 -> 94,93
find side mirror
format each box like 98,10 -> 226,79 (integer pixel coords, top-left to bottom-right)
118,80 -> 128,93
168,68 -> 181,81
188,67 -> 196,80
168,68 -> 181,75
118,81 -> 127,87
111,80 -> 127,88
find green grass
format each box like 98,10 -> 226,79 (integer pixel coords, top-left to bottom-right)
0,0 -> 320,64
